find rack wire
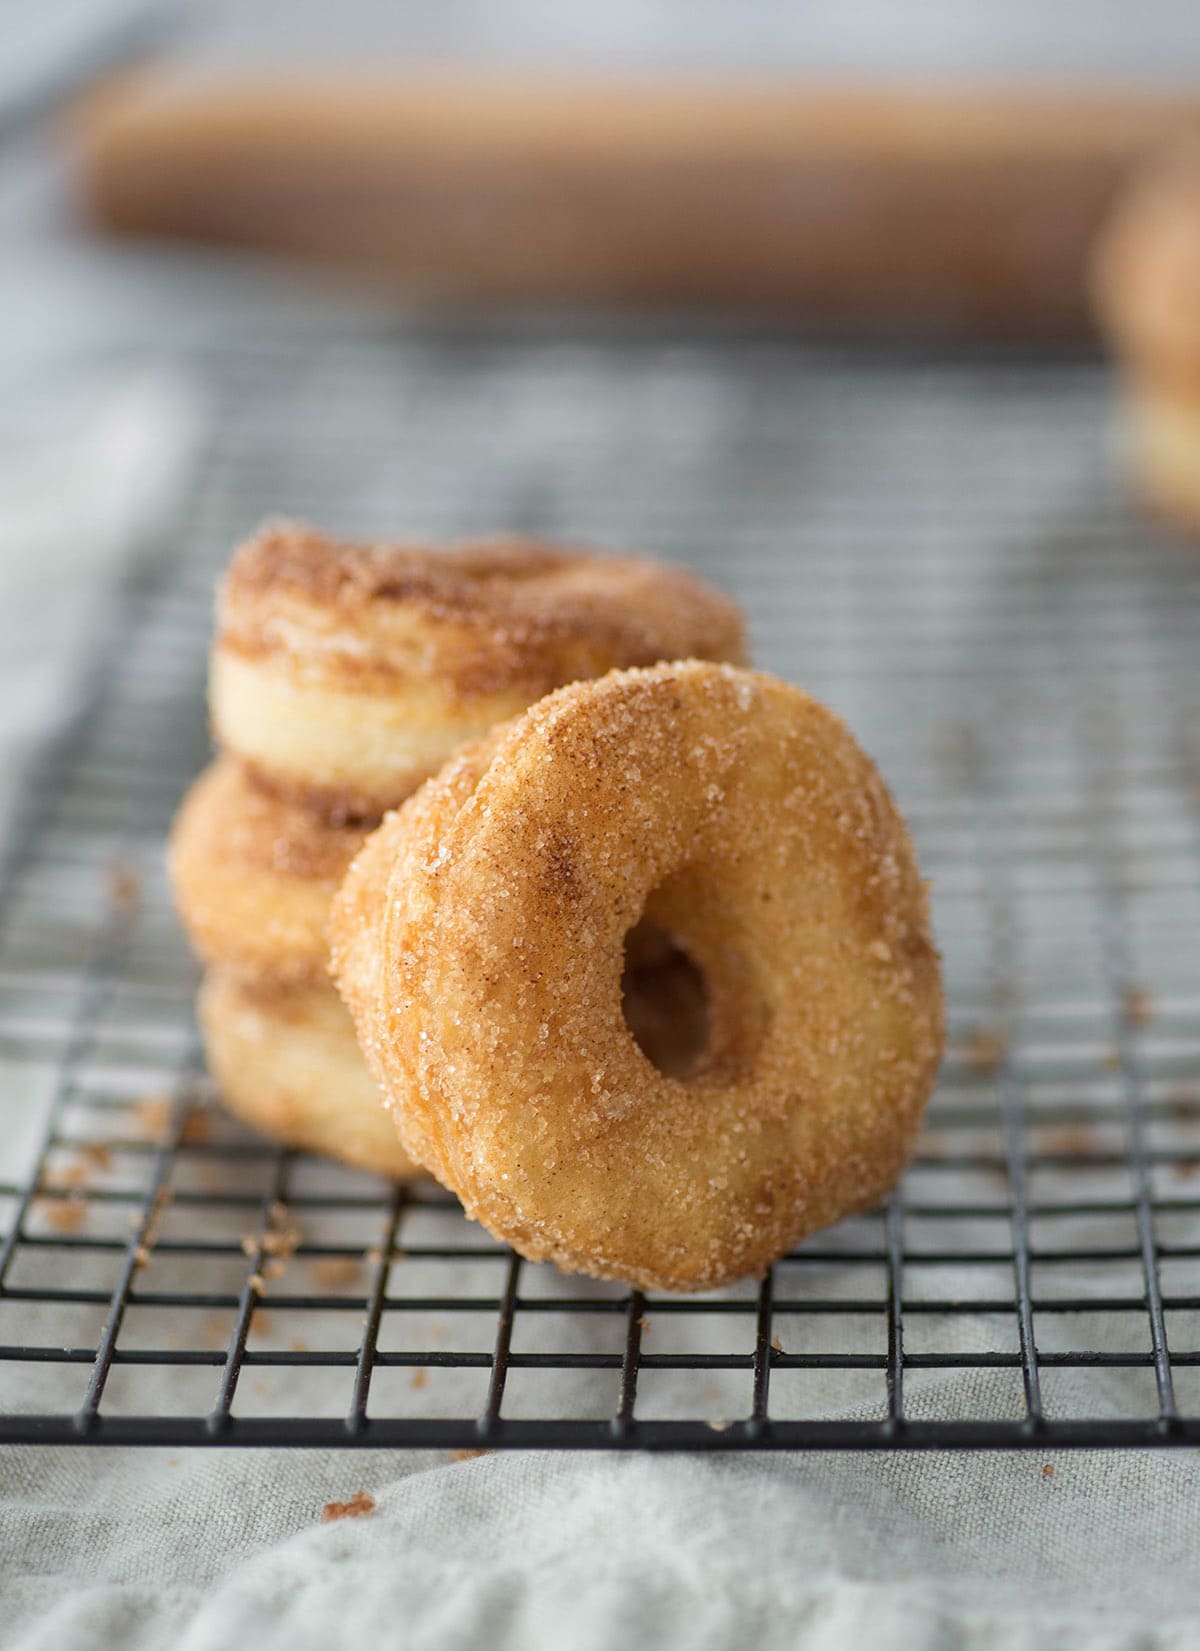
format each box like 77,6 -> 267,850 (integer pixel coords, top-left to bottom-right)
2,329 -> 1200,1450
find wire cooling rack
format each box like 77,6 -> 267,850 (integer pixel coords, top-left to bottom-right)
2,329 -> 1200,1451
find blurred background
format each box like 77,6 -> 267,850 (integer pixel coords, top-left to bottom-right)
3,0 -> 1200,816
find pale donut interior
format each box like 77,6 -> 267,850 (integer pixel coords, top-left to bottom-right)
211,650 -> 524,805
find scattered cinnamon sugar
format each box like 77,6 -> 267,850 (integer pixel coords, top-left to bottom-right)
451,1448 -> 490,1462
637,1314 -> 650,1335
309,1256 -> 362,1288
42,1197 -> 86,1233
409,1368 -> 429,1390
247,1272 -> 267,1295
107,858 -> 141,914
1041,1463 -> 1054,1479
963,1029 -> 1006,1074
251,1309 -> 273,1337
1124,987 -> 1153,1028
77,1143 -> 112,1173
1102,1044 -> 1122,1072
37,1162 -> 89,1232
1173,1161 -> 1199,1182
321,1490 -> 376,1523
1030,1124 -> 1100,1157
241,1206 -> 303,1279
770,1334 -> 784,1354
703,1384 -> 721,1401
43,1162 -> 88,1191
134,1096 -> 212,1145
130,1186 -> 171,1268
134,1097 -> 170,1141
180,1108 -> 213,1146
201,1316 -> 230,1348
290,1337 -> 309,1353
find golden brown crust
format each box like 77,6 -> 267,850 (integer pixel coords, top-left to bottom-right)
1093,141 -> 1200,366
199,971 -> 420,1178
212,523 -> 747,815
332,661 -> 944,1292
169,757 -> 368,980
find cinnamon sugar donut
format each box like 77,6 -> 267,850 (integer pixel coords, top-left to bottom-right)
1092,144 -> 1200,530
211,524 -> 747,821
332,661 -> 944,1291
169,757 -> 367,983
199,972 -> 418,1177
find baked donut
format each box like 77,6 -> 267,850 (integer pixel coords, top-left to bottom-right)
1092,144 -> 1200,530
169,757 -> 367,983
198,971 -> 420,1178
332,661 -> 944,1291
211,524 -> 747,821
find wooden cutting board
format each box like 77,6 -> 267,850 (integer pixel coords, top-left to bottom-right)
72,71 -> 1200,334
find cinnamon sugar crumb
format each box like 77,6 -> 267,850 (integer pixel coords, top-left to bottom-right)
309,1256 -> 362,1288
770,1334 -> 784,1354
451,1448 -> 490,1462
637,1314 -> 650,1335
1041,1463 -> 1054,1479
37,1163 -> 89,1231
42,1196 -> 86,1233
290,1337 -> 309,1353
134,1096 -> 211,1145
964,1030 -> 1006,1074
135,1097 -> 170,1141
180,1108 -> 213,1145
1124,987 -> 1153,1028
107,858 -> 140,914
1031,1124 -> 1100,1157
321,1490 -> 376,1523
78,1143 -> 112,1173
409,1368 -> 429,1390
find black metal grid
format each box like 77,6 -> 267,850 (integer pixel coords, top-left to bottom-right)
2,330 -> 1200,1450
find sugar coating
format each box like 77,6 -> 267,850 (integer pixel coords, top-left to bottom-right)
215,523 -> 747,817
169,757 -> 369,981
332,661 -> 944,1293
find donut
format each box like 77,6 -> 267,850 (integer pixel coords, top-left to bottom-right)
1092,143 -> 1200,531
169,757 -> 367,983
211,524 -> 747,821
198,971 -> 420,1178
332,661 -> 944,1291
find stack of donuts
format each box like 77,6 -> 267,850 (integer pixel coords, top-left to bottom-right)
171,523 -> 944,1290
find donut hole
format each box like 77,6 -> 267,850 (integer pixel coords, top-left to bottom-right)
621,921 -> 710,1080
